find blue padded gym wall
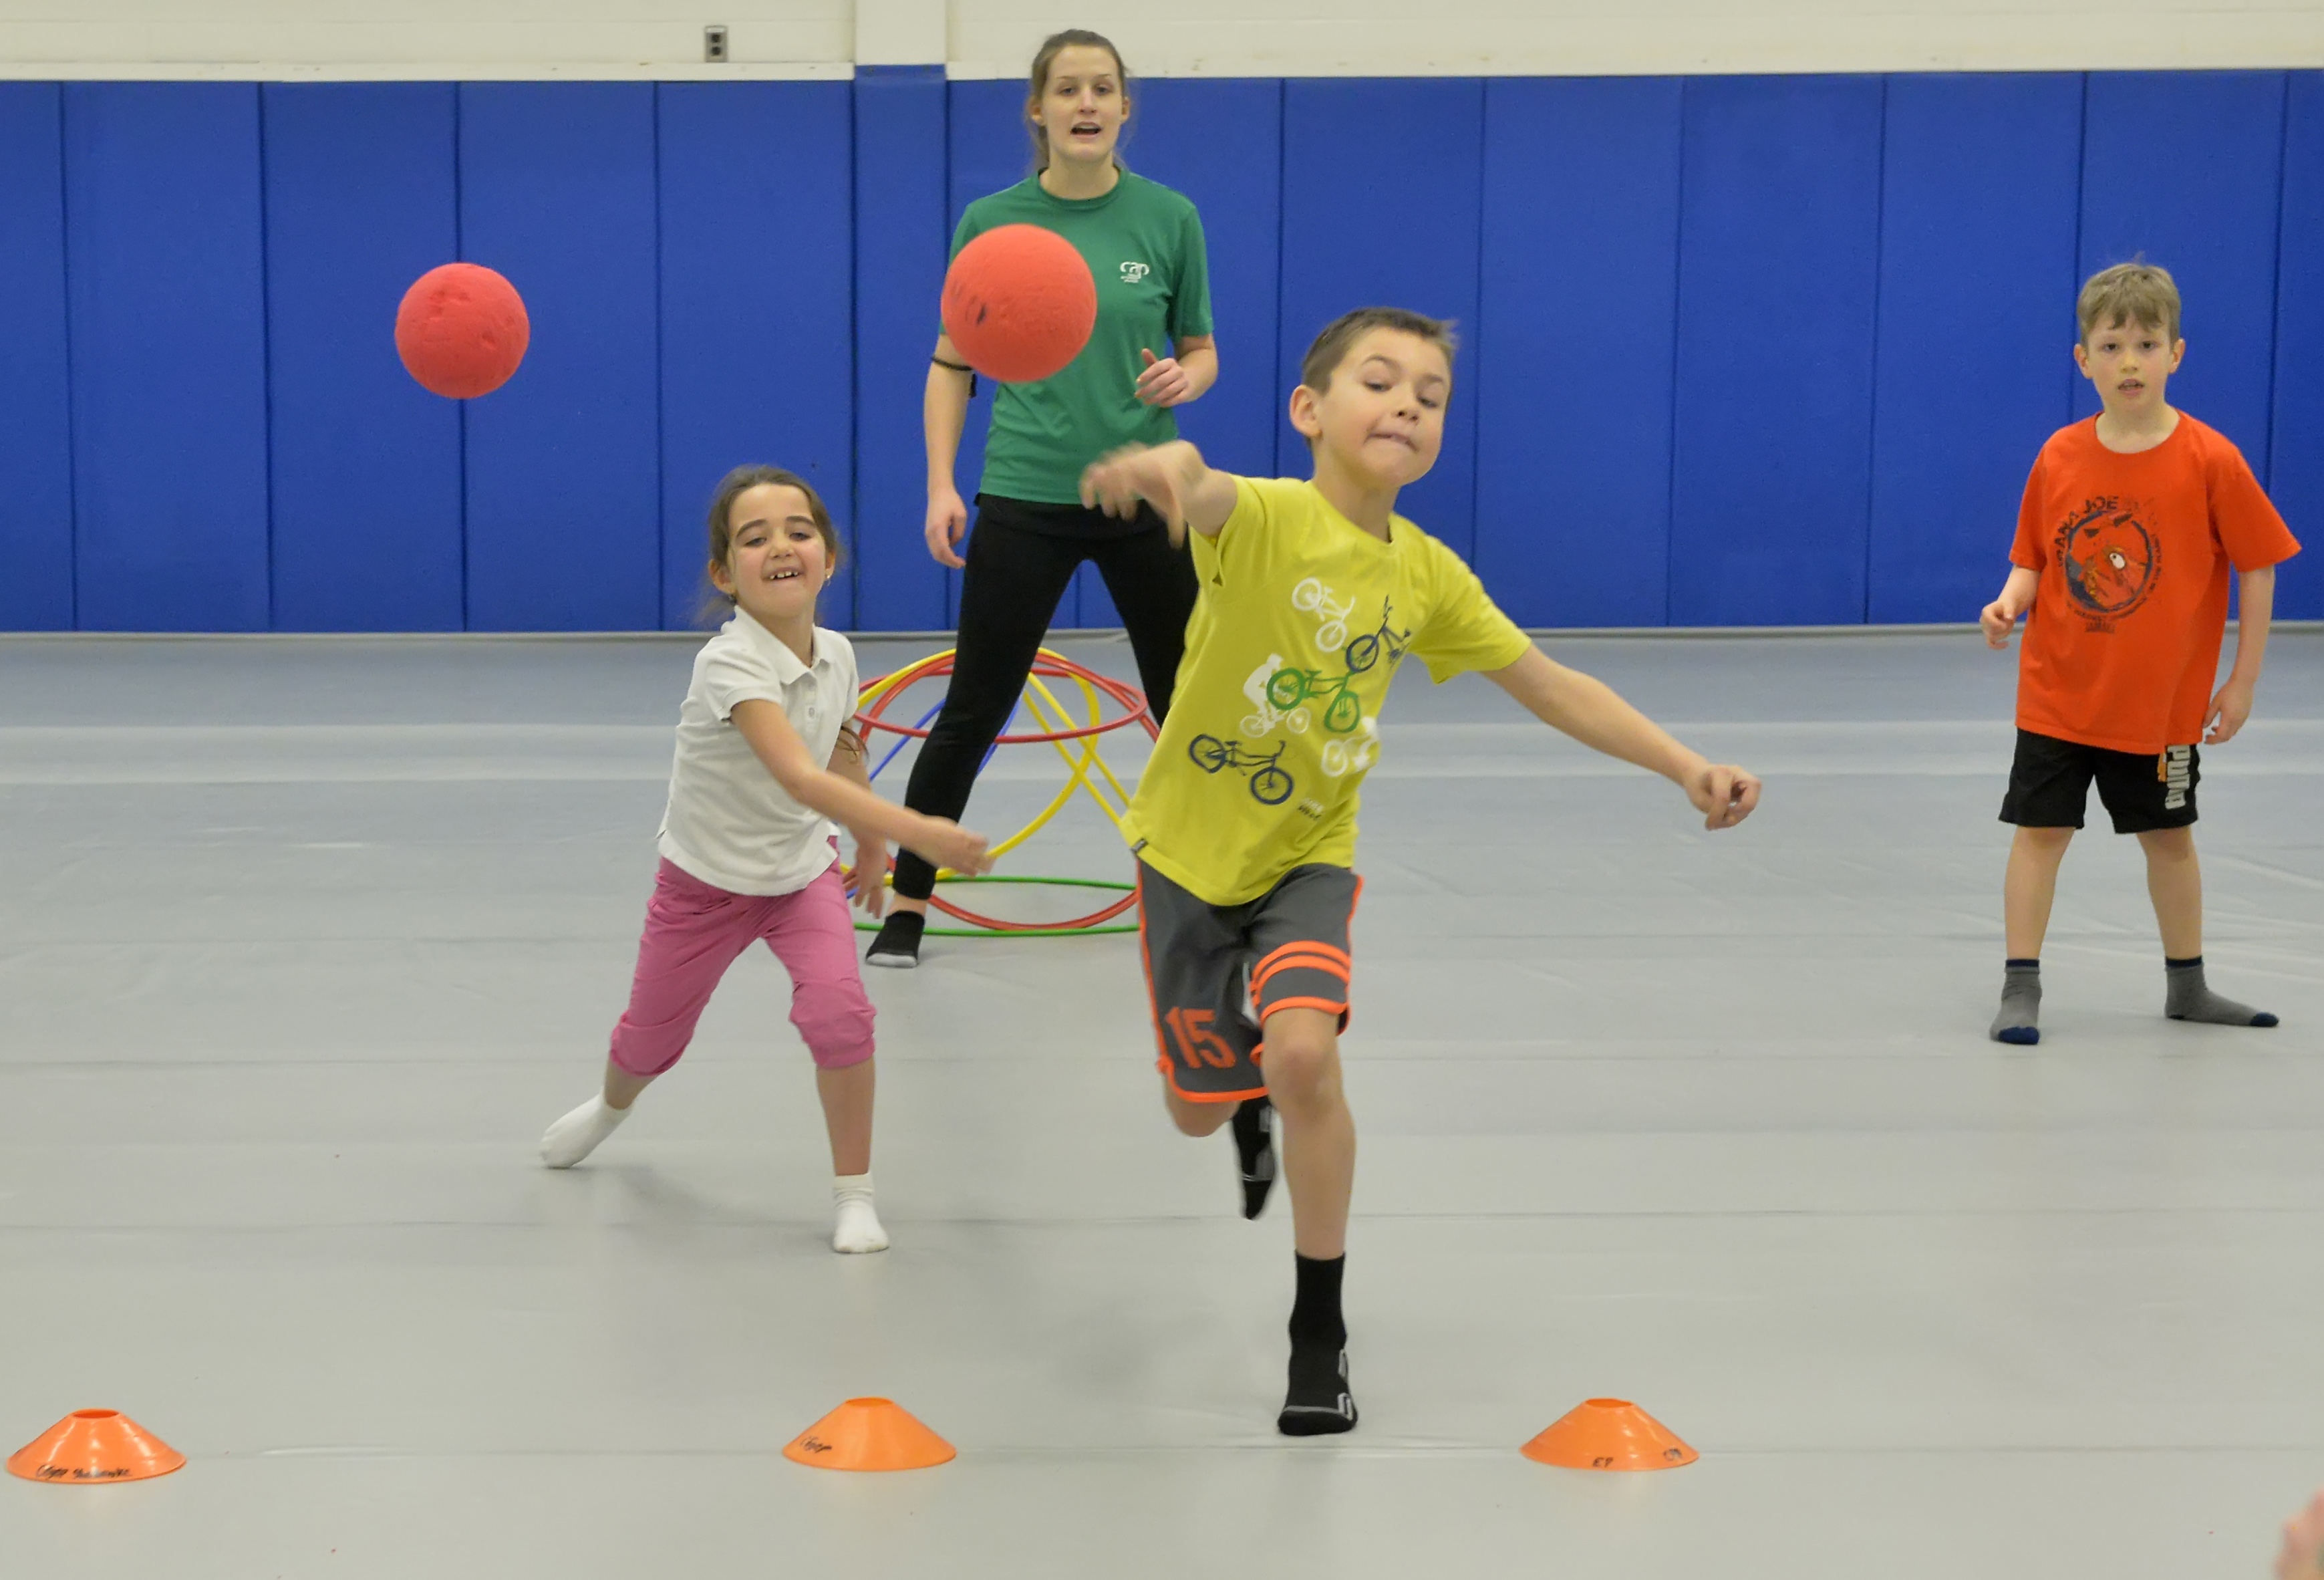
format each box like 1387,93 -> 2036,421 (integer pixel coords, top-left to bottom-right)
2275,73 -> 2324,620
65,83 -> 273,632
1279,80 -> 1486,562
264,84 -> 464,632
2078,72 -> 2287,478
4,69 -> 2316,634
658,82 -> 855,630
855,66 -> 953,634
1671,76 -> 1884,627
459,82 -> 662,632
1868,74 -> 2083,626
0,83 -> 74,631
1477,77 -> 1684,628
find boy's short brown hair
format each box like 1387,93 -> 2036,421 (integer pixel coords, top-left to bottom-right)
1299,307 -> 1459,392
2078,261 -> 2181,346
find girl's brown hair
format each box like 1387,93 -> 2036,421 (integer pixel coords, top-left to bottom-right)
700,465 -> 844,625
1025,28 -> 1132,173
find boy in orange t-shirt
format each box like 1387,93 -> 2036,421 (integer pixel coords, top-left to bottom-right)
1980,262 -> 2301,1044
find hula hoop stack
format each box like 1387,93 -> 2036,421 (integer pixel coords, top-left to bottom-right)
850,649 -> 1159,938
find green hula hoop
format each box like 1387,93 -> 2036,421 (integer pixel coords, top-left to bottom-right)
853,874 -> 1139,939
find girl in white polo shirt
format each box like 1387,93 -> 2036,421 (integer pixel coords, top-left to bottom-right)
539,465 -> 994,1253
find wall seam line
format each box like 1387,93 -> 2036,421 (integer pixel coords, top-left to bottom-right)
454,82 -> 470,632
651,81 -> 667,630
1862,74 -> 1888,626
255,82 -> 278,632
2263,69 -> 2290,489
1664,78 -> 1689,628
57,82 -> 81,632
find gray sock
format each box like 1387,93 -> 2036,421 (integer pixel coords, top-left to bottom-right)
2164,957 -> 2278,1027
1990,959 -> 2041,1045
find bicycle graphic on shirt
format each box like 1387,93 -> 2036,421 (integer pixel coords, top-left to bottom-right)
1264,665 -> 1364,735
1342,598 -> 1411,674
1187,735 -> 1295,805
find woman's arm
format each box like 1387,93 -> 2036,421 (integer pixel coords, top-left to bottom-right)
925,332 -> 976,569
731,699 -> 990,874
1485,646 -> 1760,830
1134,334 -> 1217,408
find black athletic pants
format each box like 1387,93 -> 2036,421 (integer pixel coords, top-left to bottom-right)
893,495 -> 1200,903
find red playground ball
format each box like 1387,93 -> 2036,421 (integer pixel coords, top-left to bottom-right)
940,224 -> 1097,384
395,263 -> 530,399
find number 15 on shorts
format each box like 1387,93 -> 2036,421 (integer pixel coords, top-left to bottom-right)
1164,1007 -> 1238,1069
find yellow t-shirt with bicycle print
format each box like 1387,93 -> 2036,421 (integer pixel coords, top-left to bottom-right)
1123,475 -> 1532,907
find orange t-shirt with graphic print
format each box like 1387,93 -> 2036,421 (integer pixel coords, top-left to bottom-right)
2009,413 -> 2299,756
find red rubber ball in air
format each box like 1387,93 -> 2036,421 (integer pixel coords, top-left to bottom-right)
395,263 -> 530,399
940,224 -> 1097,385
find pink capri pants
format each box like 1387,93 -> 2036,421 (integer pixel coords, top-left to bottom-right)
608,858 -> 876,1077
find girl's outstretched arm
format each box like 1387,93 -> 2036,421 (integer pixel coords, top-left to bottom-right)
1485,646 -> 1761,831
1079,440 -> 1238,547
827,725 -> 890,915
730,699 -> 992,876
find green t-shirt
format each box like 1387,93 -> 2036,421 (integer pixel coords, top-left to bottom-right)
952,170 -> 1213,507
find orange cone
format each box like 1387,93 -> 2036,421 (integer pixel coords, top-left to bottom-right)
9,1410 -> 186,1484
1522,1398 -> 1697,1470
782,1398 -> 955,1472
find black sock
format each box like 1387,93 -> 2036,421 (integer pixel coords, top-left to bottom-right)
1230,1096 -> 1276,1220
1280,1255 -> 1356,1435
1289,1253 -> 1346,1349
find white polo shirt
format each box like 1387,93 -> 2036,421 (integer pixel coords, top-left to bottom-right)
656,610 -> 859,897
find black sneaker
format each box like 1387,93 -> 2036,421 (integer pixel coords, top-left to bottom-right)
1230,1095 -> 1276,1220
1278,1345 -> 1358,1436
865,910 -> 924,969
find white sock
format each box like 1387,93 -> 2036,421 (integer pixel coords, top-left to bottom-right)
832,1173 -> 888,1255
540,1095 -> 629,1168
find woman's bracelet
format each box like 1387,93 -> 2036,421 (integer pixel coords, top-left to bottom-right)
931,355 -> 978,396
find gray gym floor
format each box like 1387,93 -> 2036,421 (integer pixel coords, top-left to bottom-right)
3,629 -> 2319,1578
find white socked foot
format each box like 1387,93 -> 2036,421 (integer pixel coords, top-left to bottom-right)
540,1095 -> 629,1168
833,1174 -> 889,1254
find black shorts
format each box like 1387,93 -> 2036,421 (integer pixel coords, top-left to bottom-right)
1135,860 -> 1361,1103
1999,729 -> 2199,833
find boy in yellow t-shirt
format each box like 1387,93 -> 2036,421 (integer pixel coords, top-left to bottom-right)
1080,307 -> 1763,1436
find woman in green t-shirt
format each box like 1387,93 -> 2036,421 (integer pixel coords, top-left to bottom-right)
868,27 -> 1219,966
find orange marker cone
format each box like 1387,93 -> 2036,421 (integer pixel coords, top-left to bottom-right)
782,1398 -> 955,1472
1522,1398 -> 1697,1470
9,1410 -> 186,1484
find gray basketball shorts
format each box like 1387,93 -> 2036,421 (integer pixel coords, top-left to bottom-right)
1135,858 -> 1362,1103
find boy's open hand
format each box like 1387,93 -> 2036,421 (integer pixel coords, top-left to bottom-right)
1687,763 -> 1761,830
1080,442 -> 1190,543
845,841 -> 889,918
2205,678 -> 2255,745
1980,598 -> 2025,648
917,818 -> 994,878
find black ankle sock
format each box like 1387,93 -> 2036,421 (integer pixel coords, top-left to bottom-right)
1290,1253 -> 1346,1349
1278,1342 -> 1358,1436
2166,954 -> 2201,970
2006,957 -> 2040,970
1231,1096 -> 1276,1220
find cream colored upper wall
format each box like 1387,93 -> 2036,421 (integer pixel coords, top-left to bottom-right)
1,0 -> 2317,78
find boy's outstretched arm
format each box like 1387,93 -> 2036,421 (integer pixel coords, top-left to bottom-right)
1487,646 -> 1761,830
1079,440 -> 1239,548
2208,564 -> 2275,745
1981,567 -> 2039,647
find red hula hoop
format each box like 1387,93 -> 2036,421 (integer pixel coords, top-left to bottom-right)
856,652 -> 1155,932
